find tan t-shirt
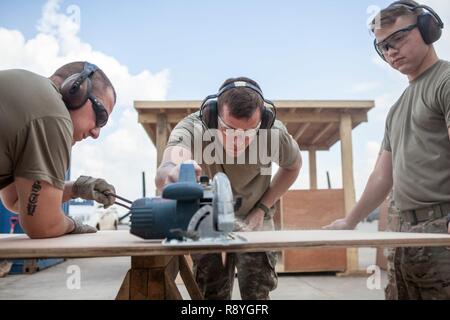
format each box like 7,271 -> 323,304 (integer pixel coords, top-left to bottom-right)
166,112 -> 300,218
0,69 -> 73,191
382,60 -> 450,211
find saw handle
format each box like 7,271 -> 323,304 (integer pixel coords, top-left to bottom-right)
96,191 -> 133,210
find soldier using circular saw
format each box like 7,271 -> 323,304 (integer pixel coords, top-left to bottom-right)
155,77 -> 302,300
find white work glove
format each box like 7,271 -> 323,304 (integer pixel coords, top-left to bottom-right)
72,176 -> 116,208
67,216 -> 97,234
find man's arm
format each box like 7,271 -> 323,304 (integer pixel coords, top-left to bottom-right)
1,180 -> 94,211
244,152 -> 302,231
155,146 -> 201,191
63,181 -> 75,203
0,183 -> 19,213
324,150 -> 393,230
14,177 -> 75,239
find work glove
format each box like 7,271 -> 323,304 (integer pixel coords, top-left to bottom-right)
72,176 -> 116,208
67,216 -> 97,234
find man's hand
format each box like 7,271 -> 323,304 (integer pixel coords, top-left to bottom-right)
244,208 -> 265,231
166,160 -> 202,184
323,218 -> 357,230
72,176 -> 116,208
67,216 -> 97,234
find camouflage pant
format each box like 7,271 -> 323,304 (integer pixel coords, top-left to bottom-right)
192,218 -> 278,300
385,200 -> 450,300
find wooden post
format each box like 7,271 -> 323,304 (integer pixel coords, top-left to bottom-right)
340,114 -> 359,273
116,255 -> 204,300
309,149 -> 318,190
156,113 -> 168,168
156,113 -> 168,196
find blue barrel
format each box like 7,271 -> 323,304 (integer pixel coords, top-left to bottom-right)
0,201 -> 22,234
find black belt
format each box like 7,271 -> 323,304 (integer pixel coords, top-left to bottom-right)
402,202 -> 450,225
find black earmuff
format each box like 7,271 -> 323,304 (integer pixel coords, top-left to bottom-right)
60,62 -> 99,110
199,81 -> 277,130
374,2 -> 444,60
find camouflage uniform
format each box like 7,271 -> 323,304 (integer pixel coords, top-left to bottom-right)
192,216 -> 278,300
385,199 -> 450,300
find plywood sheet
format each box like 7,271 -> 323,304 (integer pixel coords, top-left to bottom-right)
1,230 -> 450,259
281,190 -> 347,272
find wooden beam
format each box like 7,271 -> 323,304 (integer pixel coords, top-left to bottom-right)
311,123 -> 334,145
142,124 -> 156,146
139,112 -> 187,124
294,123 -> 310,141
339,114 -> 359,273
309,149 -> 317,190
135,100 -> 375,111
179,256 -> 204,300
277,111 -> 368,124
137,109 -> 368,125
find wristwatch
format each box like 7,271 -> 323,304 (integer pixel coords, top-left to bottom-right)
255,202 -> 271,217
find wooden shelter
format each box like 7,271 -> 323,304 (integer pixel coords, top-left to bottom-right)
135,100 -> 374,273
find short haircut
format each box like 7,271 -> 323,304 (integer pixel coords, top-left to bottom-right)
51,62 -> 117,104
217,77 -> 264,119
370,0 -> 423,33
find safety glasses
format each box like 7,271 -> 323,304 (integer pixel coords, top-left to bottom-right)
375,24 -> 417,55
218,115 -> 261,137
88,93 -> 109,128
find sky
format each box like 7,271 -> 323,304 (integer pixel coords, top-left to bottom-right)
0,0 -> 449,214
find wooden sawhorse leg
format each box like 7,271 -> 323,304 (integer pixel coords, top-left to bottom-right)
116,255 -> 203,300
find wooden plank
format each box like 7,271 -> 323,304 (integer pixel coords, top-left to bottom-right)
340,114 -> 359,272
135,100 -> 375,111
130,269 -> 148,300
164,257 -> 182,300
115,270 -> 130,300
308,150 -> 317,190
1,230 -> 450,259
281,190 -> 346,273
294,123 -> 310,141
179,256 -> 203,300
311,123 -> 334,145
138,110 -> 368,125
142,124 -> 156,146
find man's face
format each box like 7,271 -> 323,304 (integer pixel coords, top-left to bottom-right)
217,104 -> 262,158
69,87 -> 115,145
375,15 -> 429,76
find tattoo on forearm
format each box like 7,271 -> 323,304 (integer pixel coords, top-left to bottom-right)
27,181 -> 42,216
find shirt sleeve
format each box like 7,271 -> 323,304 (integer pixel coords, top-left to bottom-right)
273,121 -> 301,168
13,117 -> 72,190
437,76 -> 450,128
166,116 -> 196,152
382,118 -> 392,152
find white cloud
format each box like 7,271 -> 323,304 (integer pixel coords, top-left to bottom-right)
0,0 -> 169,211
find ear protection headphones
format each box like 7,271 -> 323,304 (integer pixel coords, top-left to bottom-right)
199,81 -> 277,130
374,1 -> 444,60
60,62 -> 99,110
